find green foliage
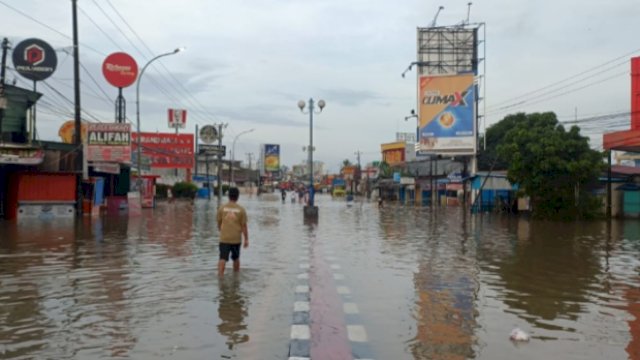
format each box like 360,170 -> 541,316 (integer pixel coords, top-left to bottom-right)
378,161 -> 392,178
478,113 -> 528,170
172,182 -> 198,198
155,183 -> 170,198
496,112 -> 604,220
342,159 -> 352,167
214,184 -> 230,196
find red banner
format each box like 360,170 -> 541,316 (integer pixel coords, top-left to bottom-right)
131,132 -> 194,169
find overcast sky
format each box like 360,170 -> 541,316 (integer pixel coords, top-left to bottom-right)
2,0 -> 638,172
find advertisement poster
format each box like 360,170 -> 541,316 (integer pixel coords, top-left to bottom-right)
418,74 -> 475,154
87,123 -> 131,163
131,132 -> 194,169
264,144 -> 280,172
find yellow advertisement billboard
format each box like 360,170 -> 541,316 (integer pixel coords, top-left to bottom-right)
418,74 -> 475,154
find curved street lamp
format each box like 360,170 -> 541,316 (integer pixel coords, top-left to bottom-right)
298,98 -> 325,215
230,128 -> 254,186
135,47 -> 183,194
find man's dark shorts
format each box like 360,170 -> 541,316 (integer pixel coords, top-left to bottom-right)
219,243 -> 240,261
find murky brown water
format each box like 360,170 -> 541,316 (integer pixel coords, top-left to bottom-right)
0,194 -> 639,359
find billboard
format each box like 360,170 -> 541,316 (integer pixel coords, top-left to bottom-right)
87,123 -> 131,163
417,26 -> 478,76
418,74 -> 475,154
131,132 -> 194,169
263,144 -> 280,172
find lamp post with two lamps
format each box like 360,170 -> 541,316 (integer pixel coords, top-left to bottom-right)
135,47 -> 183,196
230,128 -> 255,186
297,98 -> 325,217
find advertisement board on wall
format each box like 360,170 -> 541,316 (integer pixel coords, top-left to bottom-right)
87,123 -> 131,163
418,74 -> 475,155
131,132 -> 194,169
263,144 -> 280,172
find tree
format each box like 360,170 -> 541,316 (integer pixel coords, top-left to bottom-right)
342,159 -> 352,167
478,113 -> 528,171
497,112 -> 604,219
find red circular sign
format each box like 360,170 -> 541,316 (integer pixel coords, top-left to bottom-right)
102,52 -> 138,88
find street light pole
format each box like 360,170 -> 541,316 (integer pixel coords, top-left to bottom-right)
298,98 -> 325,217
135,48 -> 183,196
230,128 -> 254,186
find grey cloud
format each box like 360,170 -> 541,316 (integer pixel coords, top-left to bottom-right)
320,88 -> 381,107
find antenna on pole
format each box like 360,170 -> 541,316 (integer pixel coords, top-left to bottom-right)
466,2 -> 472,24
431,6 -> 444,27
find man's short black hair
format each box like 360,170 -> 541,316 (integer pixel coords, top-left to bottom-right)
228,187 -> 240,201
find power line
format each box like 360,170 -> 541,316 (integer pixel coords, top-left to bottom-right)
487,71 -> 627,117
0,0 -> 106,56
91,0 -> 213,127
487,48 -> 640,110
487,61 -> 628,112
104,0 -> 222,125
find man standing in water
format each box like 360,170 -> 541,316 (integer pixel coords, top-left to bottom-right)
217,187 -> 249,276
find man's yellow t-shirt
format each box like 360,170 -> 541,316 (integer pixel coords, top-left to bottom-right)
216,202 -> 247,244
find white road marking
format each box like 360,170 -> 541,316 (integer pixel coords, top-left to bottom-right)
295,285 -> 310,293
336,286 -> 351,295
333,273 -> 345,280
330,264 -> 341,270
343,302 -> 360,314
297,273 -> 309,280
294,301 -> 310,312
290,324 -> 311,340
299,263 -> 310,269
347,325 -> 368,342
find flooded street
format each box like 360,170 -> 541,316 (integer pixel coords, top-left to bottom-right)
1,194 -> 639,359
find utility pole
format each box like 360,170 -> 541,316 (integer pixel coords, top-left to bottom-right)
72,0 -> 84,215
0,38 -> 9,144
246,152 -> 254,194
215,123 -> 227,203
354,150 -> 362,195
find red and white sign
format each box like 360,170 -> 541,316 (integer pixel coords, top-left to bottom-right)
168,109 -> 187,129
131,132 -> 194,169
102,52 -> 138,88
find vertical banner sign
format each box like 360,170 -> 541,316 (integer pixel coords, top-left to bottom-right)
418,74 -> 475,154
263,144 -> 280,172
86,123 -> 132,163
168,109 -> 187,129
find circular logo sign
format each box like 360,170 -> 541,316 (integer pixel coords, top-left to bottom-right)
12,38 -> 57,81
102,52 -> 138,88
199,125 -> 218,144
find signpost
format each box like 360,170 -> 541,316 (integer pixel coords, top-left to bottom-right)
198,125 -> 220,200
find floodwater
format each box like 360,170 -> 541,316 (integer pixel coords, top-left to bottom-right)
0,194 -> 639,359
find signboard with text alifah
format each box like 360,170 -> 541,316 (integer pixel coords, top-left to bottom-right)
418,74 -> 476,155
168,109 -> 187,129
87,123 -> 131,163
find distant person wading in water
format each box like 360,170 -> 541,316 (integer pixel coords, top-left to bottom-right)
216,187 -> 249,276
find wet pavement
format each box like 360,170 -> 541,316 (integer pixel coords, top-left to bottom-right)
0,194 -> 639,359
